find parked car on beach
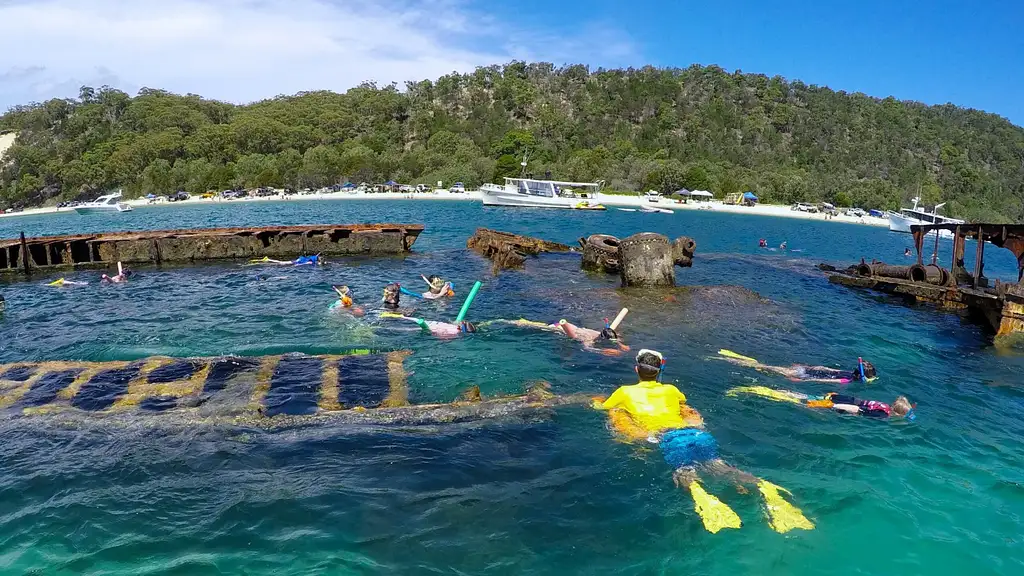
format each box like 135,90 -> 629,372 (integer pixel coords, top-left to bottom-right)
792,202 -> 817,213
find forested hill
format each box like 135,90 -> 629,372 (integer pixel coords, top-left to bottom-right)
2,62 -> 1023,221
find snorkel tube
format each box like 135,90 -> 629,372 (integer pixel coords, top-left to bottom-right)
454,281 -> 482,323
609,308 -> 629,331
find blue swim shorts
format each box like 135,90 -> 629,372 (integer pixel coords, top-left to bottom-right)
660,428 -> 719,469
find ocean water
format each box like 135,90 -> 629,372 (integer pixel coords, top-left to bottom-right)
0,201 -> 1022,575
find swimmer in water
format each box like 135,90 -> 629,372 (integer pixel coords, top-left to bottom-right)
759,238 -> 767,248
717,350 -> 876,384
385,314 -> 476,338
382,282 -> 402,310
0,293 -> 5,313
593,350 -> 814,534
421,275 -> 455,300
101,262 -> 131,283
329,285 -> 365,317
250,254 -> 324,267
557,319 -> 630,356
726,386 -> 914,420
779,241 -> 787,250
904,248 -> 912,257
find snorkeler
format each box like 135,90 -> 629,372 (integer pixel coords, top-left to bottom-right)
717,350 -> 876,384
100,262 -> 131,283
726,386 -> 914,420
0,293 -> 5,313
47,278 -> 89,287
558,319 -> 630,356
384,314 -> 476,338
593,349 -> 814,534
904,248 -> 913,257
779,241 -> 788,250
328,285 -> 365,317
421,275 -> 455,300
382,282 -> 402,310
249,254 -> 324,267
759,238 -> 767,248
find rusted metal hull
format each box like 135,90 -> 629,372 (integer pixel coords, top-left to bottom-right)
0,224 -> 424,274
826,272 -> 1021,336
0,351 -> 590,429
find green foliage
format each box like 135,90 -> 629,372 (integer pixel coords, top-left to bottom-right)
2,63 -> 1024,222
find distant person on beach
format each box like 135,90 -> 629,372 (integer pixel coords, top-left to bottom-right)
726,386 -> 914,420
592,349 -> 814,534
716,350 -> 876,383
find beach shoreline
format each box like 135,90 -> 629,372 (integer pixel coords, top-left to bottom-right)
0,189 -> 890,228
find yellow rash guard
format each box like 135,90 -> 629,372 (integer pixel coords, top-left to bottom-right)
599,381 -> 688,432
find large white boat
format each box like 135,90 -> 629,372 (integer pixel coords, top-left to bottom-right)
74,191 -> 133,214
888,198 -> 962,237
480,178 -> 602,209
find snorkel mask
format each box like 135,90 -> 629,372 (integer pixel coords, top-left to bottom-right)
382,283 -> 401,308
600,318 -> 619,341
856,357 -> 877,383
636,348 -> 666,381
459,321 -> 476,333
333,285 -> 353,307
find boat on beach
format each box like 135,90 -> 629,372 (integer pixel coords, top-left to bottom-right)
888,197 -> 963,238
74,191 -> 133,214
480,178 -> 602,209
639,205 -> 674,214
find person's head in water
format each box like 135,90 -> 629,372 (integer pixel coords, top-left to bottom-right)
0,293 -> 5,313
427,275 -> 446,294
459,321 -> 477,333
904,248 -> 912,256
852,358 -> 877,381
600,327 -> 619,341
634,349 -> 665,380
382,283 -> 401,309
333,285 -> 353,307
892,396 -> 913,417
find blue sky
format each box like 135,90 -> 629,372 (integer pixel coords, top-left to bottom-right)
0,0 -> 1022,126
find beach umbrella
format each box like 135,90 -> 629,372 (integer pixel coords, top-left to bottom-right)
673,188 -> 691,196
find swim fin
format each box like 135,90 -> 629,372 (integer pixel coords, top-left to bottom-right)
718,349 -> 759,364
47,278 -> 65,286
757,480 -> 814,533
379,312 -> 405,319
688,481 -> 742,534
725,386 -> 802,404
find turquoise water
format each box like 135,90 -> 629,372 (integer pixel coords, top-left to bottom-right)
1,201 -> 1023,575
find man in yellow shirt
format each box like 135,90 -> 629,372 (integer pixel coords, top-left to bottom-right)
593,349 -> 814,535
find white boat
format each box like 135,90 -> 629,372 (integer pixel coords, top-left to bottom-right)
639,205 -> 674,214
888,197 -> 963,237
479,178 -> 602,209
74,191 -> 133,214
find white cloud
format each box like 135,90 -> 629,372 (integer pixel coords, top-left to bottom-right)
0,0 -> 640,109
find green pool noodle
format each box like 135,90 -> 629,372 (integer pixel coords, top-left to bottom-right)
454,281 -> 482,323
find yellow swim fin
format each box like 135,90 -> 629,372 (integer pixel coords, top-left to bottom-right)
47,278 -> 65,286
688,481 -> 742,534
725,386 -> 802,404
379,312 -> 404,319
757,480 -> 814,533
248,256 -> 271,264
718,349 -> 758,364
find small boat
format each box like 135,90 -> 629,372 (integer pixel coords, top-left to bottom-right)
480,178 -> 603,209
74,191 -> 133,214
639,206 -> 674,214
617,208 -> 637,212
888,197 -> 962,238
573,201 -> 606,211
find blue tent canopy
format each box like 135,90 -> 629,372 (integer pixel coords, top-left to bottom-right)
384,180 -> 398,186
341,182 -> 355,188
145,193 -> 156,199
742,191 -> 758,201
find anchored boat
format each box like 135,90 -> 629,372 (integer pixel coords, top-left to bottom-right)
888,197 -> 963,237
480,178 -> 603,209
74,191 -> 133,214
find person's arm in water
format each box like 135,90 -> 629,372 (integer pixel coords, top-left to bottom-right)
593,387 -> 627,410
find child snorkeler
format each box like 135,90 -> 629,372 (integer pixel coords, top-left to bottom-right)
725,386 -> 914,420
717,350 -> 877,384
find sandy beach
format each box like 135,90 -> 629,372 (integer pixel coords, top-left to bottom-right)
0,187 -> 889,228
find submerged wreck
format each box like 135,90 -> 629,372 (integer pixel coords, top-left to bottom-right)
0,223 -> 424,275
0,351 -> 589,429
827,223 -> 1024,338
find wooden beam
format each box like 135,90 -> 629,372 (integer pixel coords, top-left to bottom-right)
973,225 -> 984,289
